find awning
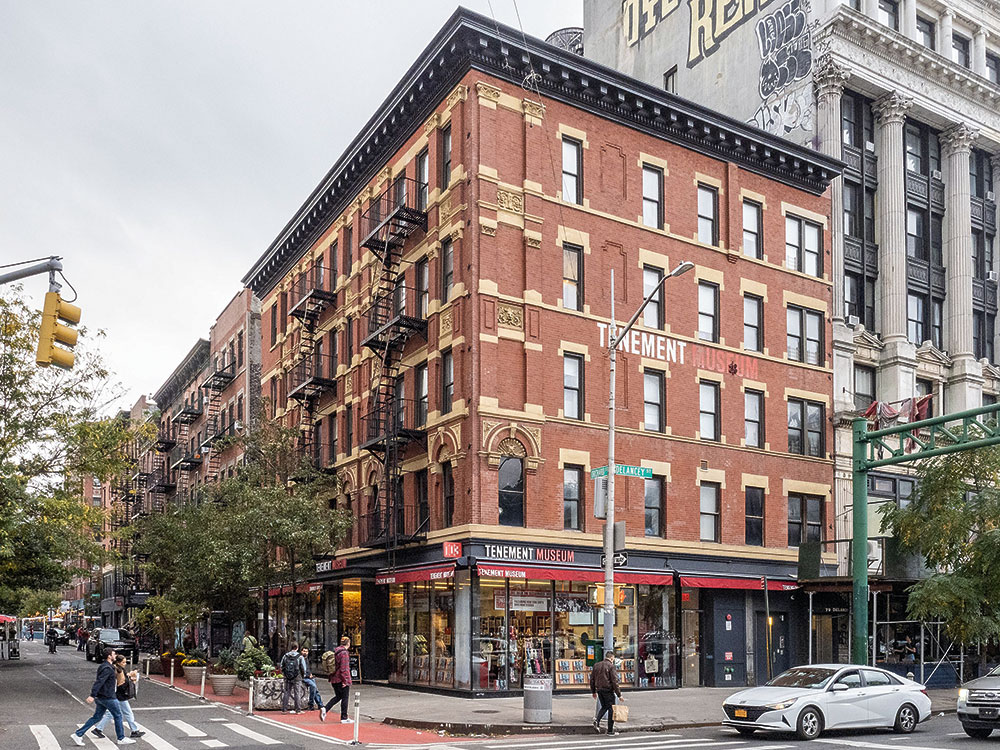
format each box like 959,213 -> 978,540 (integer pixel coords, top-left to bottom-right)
679,575 -> 798,591
376,564 -> 455,585
266,582 -> 320,597
477,563 -> 672,586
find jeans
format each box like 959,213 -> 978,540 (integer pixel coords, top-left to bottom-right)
324,682 -> 350,719
595,690 -> 616,733
302,677 -> 323,709
281,676 -> 302,712
97,699 -> 138,733
76,697 -> 125,740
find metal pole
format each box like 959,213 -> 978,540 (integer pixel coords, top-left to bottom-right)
807,592 -> 814,665
851,417 -> 870,665
0,257 -> 62,287
170,658 -> 175,687
248,677 -> 254,716
200,668 -> 206,700
763,576 -> 771,681
871,590 -> 878,665
351,691 -> 361,745
920,623 -> 925,683
604,270 -> 617,656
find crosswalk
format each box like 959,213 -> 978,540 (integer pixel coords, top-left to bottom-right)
26,716 -> 294,749
416,733 -> 798,750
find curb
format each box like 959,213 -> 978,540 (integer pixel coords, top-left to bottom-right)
382,717 -> 720,736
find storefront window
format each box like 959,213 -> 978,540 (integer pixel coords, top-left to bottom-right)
474,577 -> 508,689
388,584 -> 408,682
432,579 -> 455,687
681,588 -> 702,686
554,582 -> 595,688
412,583 -> 432,684
509,581 -> 552,687
636,584 -> 677,687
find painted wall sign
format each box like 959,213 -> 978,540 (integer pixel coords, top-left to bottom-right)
596,323 -> 760,379
623,0 -> 681,47
482,544 -> 576,564
316,559 -> 347,573
688,0 -> 776,66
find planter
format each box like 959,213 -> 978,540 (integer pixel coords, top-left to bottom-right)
251,677 -> 308,710
184,665 -> 208,685
160,656 -> 184,679
209,673 -> 238,696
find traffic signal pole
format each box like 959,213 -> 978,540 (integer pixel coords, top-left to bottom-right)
0,256 -> 64,289
851,417 -> 869,665
0,256 -> 81,369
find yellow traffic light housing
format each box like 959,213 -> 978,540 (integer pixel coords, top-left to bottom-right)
36,291 -> 81,369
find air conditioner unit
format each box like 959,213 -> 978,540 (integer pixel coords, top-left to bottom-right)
847,314 -> 860,327
932,169 -> 943,181
866,539 -> 884,576
989,270 -> 999,283
234,420 -> 245,431
865,141 -> 876,153
989,190 -> 996,202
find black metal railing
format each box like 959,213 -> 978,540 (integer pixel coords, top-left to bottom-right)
288,352 -> 338,401
361,398 -> 427,450
357,505 -> 429,547
360,177 -> 428,257
289,264 -> 337,321
171,398 -> 203,424
149,467 -> 177,493
169,444 -> 204,471
361,284 -> 428,350
154,428 -> 177,452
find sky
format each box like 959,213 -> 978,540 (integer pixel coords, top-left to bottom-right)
0,1 -> 582,409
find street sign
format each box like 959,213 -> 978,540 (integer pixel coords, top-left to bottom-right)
601,551 -> 628,567
590,464 -> 653,479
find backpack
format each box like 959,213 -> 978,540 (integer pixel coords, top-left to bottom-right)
280,652 -> 301,679
321,650 -> 337,674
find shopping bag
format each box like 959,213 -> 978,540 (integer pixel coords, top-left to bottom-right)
612,703 -> 629,723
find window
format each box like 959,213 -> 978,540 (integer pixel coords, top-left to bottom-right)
841,93 -> 857,146
953,33 -> 971,68
269,305 -> 277,347
269,377 -> 277,415
698,282 -> 719,342
787,306 -> 824,365
417,469 -> 429,528
931,213 -> 943,265
345,403 -> 353,453
498,455 -> 525,527
663,65 -> 677,93
745,389 -> 764,448
642,165 -> 664,229
916,15 -> 935,49
847,0 -> 860,9
932,298 -> 943,349
988,53 -> 1000,85
416,258 -> 429,318
237,330 -> 244,368
328,412 -> 337,460
788,493 -> 823,546
904,123 -> 924,174
700,482 -> 721,542
563,243 -> 583,310
237,394 -> 244,422
561,137 -> 583,204
644,477 -> 664,537
973,229 -> 994,279
416,149 -> 429,210
907,293 -> 925,344
699,380 -> 720,441
865,187 -> 876,242
877,0 -> 898,30
971,149 -> 993,199
974,311 -> 995,362
854,365 -> 876,411
787,399 -> 824,457
441,237 -> 454,300
343,223 -> 353,275
743,294 -> 763,352
440,124 -> 452,189
785,215 -> 822,276
743,200 -> 762,259
392,173 -> 407,208
697,184 -> 718,245
906,207 -> 927,260
414,363 -> 428,426
442,462 -> 455,526
745,486 -> 764,546
346,316 -> 354,361
563,466 -> 583,531
916,378 -> 933,398
644,370 -> 665,432
330,240 -> 339,280
843,181 -> 861,239
441,349 -> 454,414
643,265 -> 664,329
563,354 -> 584,419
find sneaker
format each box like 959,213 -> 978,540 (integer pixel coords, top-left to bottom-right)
342,717 -> 354,723
593,719 -> 601,733
130,730 -> 145,738
319,707 -> 327,722
70,736 -> 85,748
607,730 -> 619,736
118,739 -> 137,746
91,729 -> 106,738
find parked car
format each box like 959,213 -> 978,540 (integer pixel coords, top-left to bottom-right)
50,628 -> 71,645
957,665 -> 1000,738
722,664 -> 931,740
85,627 -> 138,663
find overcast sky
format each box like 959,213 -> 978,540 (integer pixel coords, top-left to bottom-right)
0,1 -> 581,409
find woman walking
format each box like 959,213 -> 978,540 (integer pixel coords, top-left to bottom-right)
92,654 -> 144,740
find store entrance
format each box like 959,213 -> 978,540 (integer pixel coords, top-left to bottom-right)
681,588 -> 702,686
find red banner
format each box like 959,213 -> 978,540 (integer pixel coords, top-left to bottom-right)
477,564 -> 672,586
375,564 -> 455,585
679,576 -> 798,591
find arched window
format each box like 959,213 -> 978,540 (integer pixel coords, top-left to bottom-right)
498,456 -> 524,527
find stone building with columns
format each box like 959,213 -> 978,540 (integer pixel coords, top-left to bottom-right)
585,0 -> 1000,666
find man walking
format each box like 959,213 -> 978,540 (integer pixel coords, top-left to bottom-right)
320,636 -> 353,723
70,647 -> 135,746
77,626 -> 89,652
590,650 -> 622,736
279,641 -> 308,714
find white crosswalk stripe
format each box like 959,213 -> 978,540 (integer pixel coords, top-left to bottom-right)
28,726 -> 59,750
165,719 -> 207,737
200,741 -> 228,748
85,732 -> 119,749
816,740 -> 951,750
487,737 -> 732,749
131,726 -> 181,750
222,722 -> 283,745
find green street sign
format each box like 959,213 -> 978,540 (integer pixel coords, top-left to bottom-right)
590,464 -> 653,479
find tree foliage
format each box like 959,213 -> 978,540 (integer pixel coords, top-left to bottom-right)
880,440 -> 1000,644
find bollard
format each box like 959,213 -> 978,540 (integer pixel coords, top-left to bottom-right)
200,668 -> 206,700
907,671 -> 915,681
144,658 -> 150,680
350,691 -> 361,745
170,659 -> 175,687
248,678 -> 254,716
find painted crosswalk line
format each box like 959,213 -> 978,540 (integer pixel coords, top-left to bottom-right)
28,726 -> 59,750
200,741 -> 227,748
85,731 -> 119,750
223,722 -> 283,745
166,719 -> 208,736
131,726 -> 181,750
488,737 -> 734,749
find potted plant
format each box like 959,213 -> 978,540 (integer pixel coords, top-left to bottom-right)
182,647 -> 208,685
209,646 -> 239,696
160,649 -> 185,679
234,635 -> 273,685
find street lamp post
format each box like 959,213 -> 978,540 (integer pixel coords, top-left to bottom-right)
603,260 -> 694,655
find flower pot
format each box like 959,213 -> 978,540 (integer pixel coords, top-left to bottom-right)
160,656 -> 184,679
184,665 -> 208,685
209,673 -> 238,696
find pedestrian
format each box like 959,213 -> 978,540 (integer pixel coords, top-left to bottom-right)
320,636 -> 353,723
299,646 -> 324,711
279,641 -> 307,714
92,654 -> 145,740
590,649 -> 623,736
69,647 -> 135,746
46,625 -> 58,654
77,626 -> 89,652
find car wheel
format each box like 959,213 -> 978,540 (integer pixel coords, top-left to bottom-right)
963,726 -> 993,739
893,703 -> 917,733
796,706 -> 823,740
735,727 -> 757,736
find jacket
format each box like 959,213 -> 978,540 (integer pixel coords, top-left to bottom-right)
114,666 -> 135,701
91,661 -> 117,700
280,650 -> 307,680
589,658 -> 621,696
328,645 -> 352,686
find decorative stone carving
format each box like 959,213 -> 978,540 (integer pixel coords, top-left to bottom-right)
940,123 -> 980,157
497,303 -> 523,329
497,437 -> 527,457
813,55 -> 850,98
439,193 -> 452,219
497,188 -> 524,214
525,235 -> 541,248
345,372 -> 354,395
424,113 -> 441,135
476,82 -> 502,102
481,420 -> 502,445
447,85 -> 468,109
439,309 -> 453,336
872,91 -> 912,125
377,166 -> 392,185
481,223 -> 496,237
450,228 -> 462,242
482,421 -> 543,473
522,99 -> 545,119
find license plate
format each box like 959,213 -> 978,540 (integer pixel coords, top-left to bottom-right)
735,709 -> 747,718
981,708 -> 998,719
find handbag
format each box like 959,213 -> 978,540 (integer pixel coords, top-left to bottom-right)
612,703 -> 629,723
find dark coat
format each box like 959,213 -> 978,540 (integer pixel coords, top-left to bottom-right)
589,658 -> 621,696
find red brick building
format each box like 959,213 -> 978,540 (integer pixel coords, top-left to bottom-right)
242,9 -> 840,690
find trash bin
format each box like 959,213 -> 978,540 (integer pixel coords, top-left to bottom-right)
523,673 -> 552,724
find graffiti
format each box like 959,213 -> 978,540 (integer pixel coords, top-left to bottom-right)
624,0 -> 681,46
755,0 -> 811,98
749,89 -> 813,135
687,0 -> 775,66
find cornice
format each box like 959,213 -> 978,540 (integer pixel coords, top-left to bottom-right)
242,7 -> 842,297
153,339 -> 210,409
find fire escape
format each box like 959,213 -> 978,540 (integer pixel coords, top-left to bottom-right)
288,262 -> 338,466
359,175 -> 428,562
170,393 -> 204,504
201,357 -> 237,482
150,426 -> 177,513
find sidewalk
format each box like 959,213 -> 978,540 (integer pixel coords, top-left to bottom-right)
145,675 -> 959,738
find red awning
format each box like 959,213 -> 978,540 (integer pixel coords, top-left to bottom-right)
265,582 -> 318,597
376,564 -> 455,585
476,564 -> 672,586
679,576 -> 798,591
0,614 -> 15,623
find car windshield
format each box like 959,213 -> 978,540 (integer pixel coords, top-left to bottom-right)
987,665 -> 1000,678
100,629 -> 129,641
766,667 -> 836,689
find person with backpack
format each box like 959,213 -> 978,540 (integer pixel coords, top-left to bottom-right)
320,636 -> 353,723
279,641 -> 308,714
92,654 -> 144,739
46,626 -> 58,654
298,646 -> 324,711
70,648 -> 135,746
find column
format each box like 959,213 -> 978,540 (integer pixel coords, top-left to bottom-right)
938,10 -> 954,58
872,91 -> 915,404
941,123 -> 983,411
992,153 -> 1000,364
902,0 -> 918,42
974,28 -> 988,76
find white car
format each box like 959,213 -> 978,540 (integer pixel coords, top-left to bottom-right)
722,664 -> 932,740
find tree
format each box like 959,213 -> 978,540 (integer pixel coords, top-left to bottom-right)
880,440 -> 1000,645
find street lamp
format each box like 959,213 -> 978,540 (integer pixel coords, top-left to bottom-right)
603,260 -> 693,655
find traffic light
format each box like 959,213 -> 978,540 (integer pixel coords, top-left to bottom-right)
36,291 -> 81,369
